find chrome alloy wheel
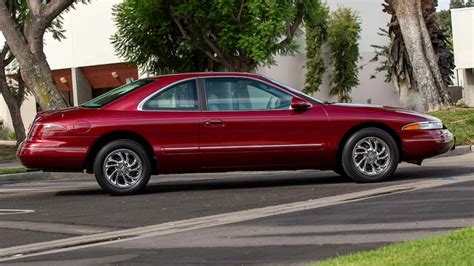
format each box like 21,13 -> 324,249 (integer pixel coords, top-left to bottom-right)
352,137 -> 391,176
103,149 -> 143,188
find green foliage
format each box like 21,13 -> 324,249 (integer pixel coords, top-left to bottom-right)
8,131 -> 16,140
0,167 -> 26,175
450,0 -> 474,8
3,0 -> 87,43
370,28 -> 392,82
436,10 -> 452,49
0,144 -> 17,161
430,108 -> 474,145
303,2 -> 329,94
112,0 -> 323,74
315,227 -> 474,266
327,8 -> 361,103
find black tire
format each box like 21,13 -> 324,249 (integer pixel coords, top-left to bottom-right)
93,140 -> 151,195
333,166 -> 348,177
341,128 -> 399,183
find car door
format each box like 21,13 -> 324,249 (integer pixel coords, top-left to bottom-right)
138,79 -> 201,173
199,77 -> 329,171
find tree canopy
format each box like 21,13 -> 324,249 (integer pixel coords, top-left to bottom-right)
450,0 -> 473,8
112,0 -> 325,74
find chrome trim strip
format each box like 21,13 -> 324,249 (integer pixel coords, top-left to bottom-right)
200,143 -> 323,150
21,147 -> 87,152
201,143 -> 323,150
162,143 -> 324,153
162,147 -> 199,153
403,138 -> 452,143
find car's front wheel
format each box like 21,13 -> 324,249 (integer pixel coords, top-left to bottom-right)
94,140 -> 151,195
341,128 -> 399,183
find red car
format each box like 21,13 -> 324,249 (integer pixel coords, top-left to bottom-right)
18,73 -> 454,195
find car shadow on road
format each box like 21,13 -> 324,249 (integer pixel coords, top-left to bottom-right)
55,165 -> 474,196
393,165 -> 474,181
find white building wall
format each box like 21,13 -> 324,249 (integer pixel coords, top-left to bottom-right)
451,7 -> 474,106
258,0 -> 399,106
0,94 -> 36,135
44,0 -> 124,70
451,7 -> 474,70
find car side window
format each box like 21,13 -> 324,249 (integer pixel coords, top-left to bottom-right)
142,80 -> 199,111
204,78 -> 292,111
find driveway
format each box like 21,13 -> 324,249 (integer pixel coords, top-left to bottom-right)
0,153 -> 473,264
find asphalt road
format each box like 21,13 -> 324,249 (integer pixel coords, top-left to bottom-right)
0,153 -> 473,264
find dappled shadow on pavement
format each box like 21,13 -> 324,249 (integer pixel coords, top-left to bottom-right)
54,164 -> 474,197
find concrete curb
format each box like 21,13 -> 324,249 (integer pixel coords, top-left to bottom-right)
435,145 -> 473,158
0,140 -> 16,146
0,171 -> 51,185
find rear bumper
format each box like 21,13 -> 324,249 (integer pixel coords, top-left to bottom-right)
17,140 -> 87,171
402,129 -> 455,161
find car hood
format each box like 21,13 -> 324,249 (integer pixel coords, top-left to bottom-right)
329,103 -> 441,121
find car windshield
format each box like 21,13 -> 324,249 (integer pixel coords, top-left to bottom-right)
82,79 -> 155,108
263,76 -> 323,104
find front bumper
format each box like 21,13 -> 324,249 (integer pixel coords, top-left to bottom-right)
17,140 -> 87,170
402,129 -> 455,161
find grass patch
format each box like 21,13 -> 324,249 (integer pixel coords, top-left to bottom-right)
315,227 -> 474,266
0,167 -> 25,175
0,145 -> 17,161
430,108 -> 474,145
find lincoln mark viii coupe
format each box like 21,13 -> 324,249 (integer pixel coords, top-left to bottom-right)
18,73 -> 454,195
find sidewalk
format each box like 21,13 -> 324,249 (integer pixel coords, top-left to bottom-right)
0,160 -> 22,169
0,140 -> 16,146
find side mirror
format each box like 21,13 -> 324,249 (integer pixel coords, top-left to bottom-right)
291,97 -> 312,111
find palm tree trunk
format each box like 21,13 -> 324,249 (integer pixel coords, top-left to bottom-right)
394,0 -> 449,112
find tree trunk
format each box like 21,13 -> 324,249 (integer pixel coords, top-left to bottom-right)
395,75 -> 425,111
0,79 -> 26,146
394,0 -> 449,112
4,98 -> 26,146
18,53 -> 68,111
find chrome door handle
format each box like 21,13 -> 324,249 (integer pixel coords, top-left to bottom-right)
204,120 -> 224,126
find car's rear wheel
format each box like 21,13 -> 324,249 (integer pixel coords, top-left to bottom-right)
94,140 -> 151,195
341,128 -> 399,183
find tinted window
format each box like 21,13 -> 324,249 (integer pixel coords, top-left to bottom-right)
142,80 -> 198,111
205,78 -> 292,111
82,79 -> 154,108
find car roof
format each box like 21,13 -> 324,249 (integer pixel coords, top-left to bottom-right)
145,72 -> 263,80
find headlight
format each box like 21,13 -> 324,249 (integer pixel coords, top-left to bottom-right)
402,121 -> 443,131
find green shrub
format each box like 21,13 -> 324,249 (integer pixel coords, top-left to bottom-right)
327,7 -> 361,102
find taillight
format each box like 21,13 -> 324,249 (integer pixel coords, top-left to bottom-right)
30,123 -> 67,139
